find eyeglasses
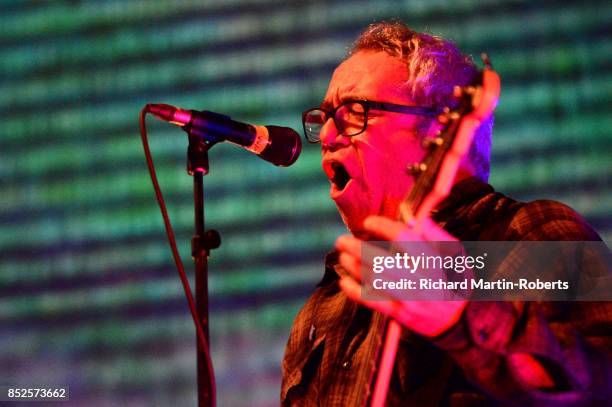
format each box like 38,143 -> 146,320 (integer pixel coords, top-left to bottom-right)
302,100 -> 440,143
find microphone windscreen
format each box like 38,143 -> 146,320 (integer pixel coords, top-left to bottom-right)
260,126 -> 302,167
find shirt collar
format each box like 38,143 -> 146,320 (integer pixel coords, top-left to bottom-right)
317,250 -> 340,287
432,177 -> 494,223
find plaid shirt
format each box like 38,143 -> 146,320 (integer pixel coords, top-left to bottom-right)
281,178 -> 611,406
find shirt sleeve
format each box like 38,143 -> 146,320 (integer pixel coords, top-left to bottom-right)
432,200 -> 612,405
433,300 -> 611,405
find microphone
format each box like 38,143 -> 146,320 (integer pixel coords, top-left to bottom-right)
146,103 -> 301,167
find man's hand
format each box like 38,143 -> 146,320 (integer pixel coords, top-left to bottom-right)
335,215 -> 467,338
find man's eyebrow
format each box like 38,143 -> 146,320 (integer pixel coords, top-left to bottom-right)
319,100 -> 333,111
320,95 -> 369,110
343,94 -> 369,102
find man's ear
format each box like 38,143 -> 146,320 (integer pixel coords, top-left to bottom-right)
418,117 -> 477,182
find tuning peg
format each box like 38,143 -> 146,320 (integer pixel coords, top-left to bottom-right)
406,162 -> 427,176
453,86 -> 462,98
422,137 -> 444,149
437,108 -> 460,124
453,85 -> 477,100
481,53 -> 493,69
437,107 -> 451,124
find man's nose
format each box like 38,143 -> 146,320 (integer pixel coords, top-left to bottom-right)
320,119 -> 349,150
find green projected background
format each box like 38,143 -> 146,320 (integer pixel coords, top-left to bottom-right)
1,1 -> 610,406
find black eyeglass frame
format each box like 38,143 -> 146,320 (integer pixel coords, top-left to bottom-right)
302,99 -> 440,143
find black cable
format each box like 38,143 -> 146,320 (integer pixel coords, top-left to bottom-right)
139,107 -> 216,406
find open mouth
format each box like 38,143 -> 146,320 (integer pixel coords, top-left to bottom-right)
331,162 -> 351,191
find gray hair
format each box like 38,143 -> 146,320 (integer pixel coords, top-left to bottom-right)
351,20 -> 493,181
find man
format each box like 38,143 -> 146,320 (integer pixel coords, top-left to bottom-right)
282,21 -> 610,406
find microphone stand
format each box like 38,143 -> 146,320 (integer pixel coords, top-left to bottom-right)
187,134 -> 221,407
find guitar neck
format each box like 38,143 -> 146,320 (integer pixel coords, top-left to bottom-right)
355,65 -> 501,407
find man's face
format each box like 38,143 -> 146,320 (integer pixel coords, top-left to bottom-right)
321,51 -> 435,237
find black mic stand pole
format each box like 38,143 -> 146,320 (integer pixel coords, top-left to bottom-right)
187,134 -> 221,407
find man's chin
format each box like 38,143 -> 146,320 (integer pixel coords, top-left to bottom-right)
337,211 -> 370,239
351,229 -> 372,240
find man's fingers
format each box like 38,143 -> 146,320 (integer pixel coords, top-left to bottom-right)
419,218 -> 456,241
335,235 -> 361,258
364,216 -> 457,242
339,276 -> 362,303
363,216 -> 406,240
338,252 -> 362,282
339,277 -> 407,321
336,234 -> 395,269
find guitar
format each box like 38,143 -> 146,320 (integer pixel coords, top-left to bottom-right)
356,56 -> 501,407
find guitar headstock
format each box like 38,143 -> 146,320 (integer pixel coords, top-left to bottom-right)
465,54 -> 500,121
401,56 -> 501,222
441,54 -> 500,125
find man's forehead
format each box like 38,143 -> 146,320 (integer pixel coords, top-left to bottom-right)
323,51 -> 410,107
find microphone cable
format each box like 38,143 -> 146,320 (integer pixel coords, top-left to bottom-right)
139,106 -> 216,406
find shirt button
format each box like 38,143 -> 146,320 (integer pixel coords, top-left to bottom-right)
341,360 -> 352,370
308,324 -> 316,341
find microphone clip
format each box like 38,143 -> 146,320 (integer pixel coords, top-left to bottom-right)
187,133 -> 214,175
